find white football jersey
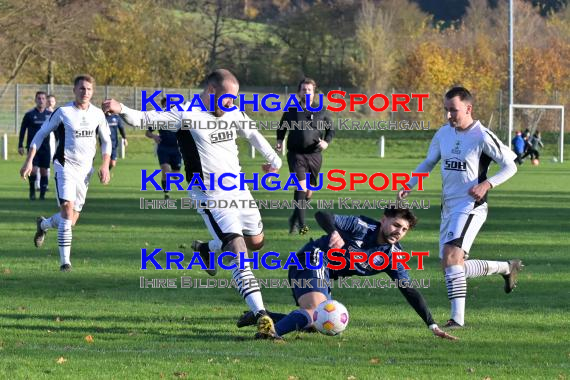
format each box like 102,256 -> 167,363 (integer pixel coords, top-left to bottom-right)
31,102 -> 111,176
407,121 -> 517,214
119,104 -> 282,197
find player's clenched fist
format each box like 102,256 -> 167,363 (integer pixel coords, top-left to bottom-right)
102,99 -> 122,115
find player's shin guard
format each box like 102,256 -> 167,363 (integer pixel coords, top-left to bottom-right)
464,259 -> 510,278
58,218 -> 72,266
275,309 -> 312,337
294,190 -> 307,226
445,265 -> 466,326
29,174 -> 37,199
231,260 -> 265,315
40,176 -> 48,198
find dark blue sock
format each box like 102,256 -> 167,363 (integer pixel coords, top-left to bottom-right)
275,309 -> 311,337
268,311 -> 287,323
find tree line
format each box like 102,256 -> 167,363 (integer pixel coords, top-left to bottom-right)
1,0 -> 568,125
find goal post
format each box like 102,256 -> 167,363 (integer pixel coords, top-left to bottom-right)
508,104 -> 565,163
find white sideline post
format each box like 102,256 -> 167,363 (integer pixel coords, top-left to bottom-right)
379,136 -> 385,158
3,134 -> 7,160
120,137 -> 126,159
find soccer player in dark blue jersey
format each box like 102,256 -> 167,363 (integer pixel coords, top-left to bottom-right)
106,114 -> 127,170
144,97 -> 182,200
238,208 -> 457,340
18,91 -> 52,200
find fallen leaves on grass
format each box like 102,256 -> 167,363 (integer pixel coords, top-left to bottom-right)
369,358 -> 380,364
56,356 -> 67,364
84,335 -> 94,343
173,372 -> 188,379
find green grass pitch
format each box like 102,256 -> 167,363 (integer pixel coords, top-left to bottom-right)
0,135 -> 568,379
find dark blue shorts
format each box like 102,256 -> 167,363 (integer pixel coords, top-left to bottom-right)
32,147 -> 51,169
157,145 -> 182,170
288,244 -> 332,305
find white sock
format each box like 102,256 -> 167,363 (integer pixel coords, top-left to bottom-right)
465,259 -> 510,278
58,218 -> 72,265
445,265 -> 466,325
488,261 -> 510,275
231,260 -> 264,315
35,168 -> 40,188
42,213 -> 62,231
208,239 -> 222,252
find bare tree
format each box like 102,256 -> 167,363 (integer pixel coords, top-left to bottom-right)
0,0 -> 99,99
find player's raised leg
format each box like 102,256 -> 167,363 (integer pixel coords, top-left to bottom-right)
464,259 -> 523,293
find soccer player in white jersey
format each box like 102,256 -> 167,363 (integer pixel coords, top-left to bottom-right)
398,86 -> 522,329
20,75 -> 112,272
102,69 -> 283,339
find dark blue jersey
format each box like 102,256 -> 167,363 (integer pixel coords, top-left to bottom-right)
106,115 -> 126,145
148,126 -> 178,148
308,214 -> 407,280
19,108 -> 52,150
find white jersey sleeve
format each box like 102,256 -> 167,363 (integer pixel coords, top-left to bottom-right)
237,113 -> 282,169
407,130 -> 442,189
98,112 -> 112,157
119,103 -> 182,128
481,129 -> 517,188
30,109 -> 62,151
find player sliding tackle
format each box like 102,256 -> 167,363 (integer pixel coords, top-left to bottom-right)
398,86 -> 522,329
237,208 -> 457,340
103,69 -> 283,339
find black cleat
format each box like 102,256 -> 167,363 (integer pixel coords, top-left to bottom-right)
192,240 -> 217,276
443,319 -> 463,330
299,225 -> 310,235
60,264 -> 72,272
502,259 -> 523,294
34,217 -> 47,248
164,193 -> 170,200
29,194 -> 36,201
237,310 -> 256,328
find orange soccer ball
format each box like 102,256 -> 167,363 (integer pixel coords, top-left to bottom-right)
531,159 -> 540,166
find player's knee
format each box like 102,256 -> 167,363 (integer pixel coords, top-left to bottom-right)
443,243 -> 464,265
245,235 -> 264,251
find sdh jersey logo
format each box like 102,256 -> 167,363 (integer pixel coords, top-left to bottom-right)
75,129 -> 94,138
444,158 -> 467,171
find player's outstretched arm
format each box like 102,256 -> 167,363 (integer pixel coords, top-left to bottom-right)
102,99 -> 181,128
314,211 -> 345,248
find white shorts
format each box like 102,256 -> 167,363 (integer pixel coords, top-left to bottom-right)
193,190 -> 263,250
439,204 -> 488,259
54,161 -> 94,212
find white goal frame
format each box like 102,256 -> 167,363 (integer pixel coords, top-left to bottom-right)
509,104 -> 565,163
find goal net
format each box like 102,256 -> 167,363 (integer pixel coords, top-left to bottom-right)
508,104 -> 565,163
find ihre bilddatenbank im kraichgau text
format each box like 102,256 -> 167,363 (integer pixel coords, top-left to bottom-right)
138,170 -> 431,210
